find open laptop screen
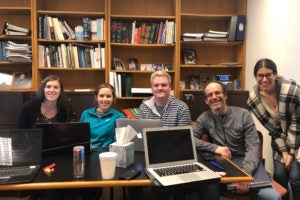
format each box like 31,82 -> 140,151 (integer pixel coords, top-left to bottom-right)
145,126 -> 195,165
35,122 -> 90,156
0,129 -> 42,167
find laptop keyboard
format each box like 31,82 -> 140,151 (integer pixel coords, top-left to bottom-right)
154,164 -> 204,177
0,167 -> 34,177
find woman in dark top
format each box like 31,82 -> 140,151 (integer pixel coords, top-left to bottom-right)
17,75 -> 75,128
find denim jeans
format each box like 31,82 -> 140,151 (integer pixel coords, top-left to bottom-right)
274,159 -> 300,200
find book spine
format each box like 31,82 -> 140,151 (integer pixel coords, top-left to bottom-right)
83,18 -> 91,40
235,15 -> 246,41
227,16 -> 238,41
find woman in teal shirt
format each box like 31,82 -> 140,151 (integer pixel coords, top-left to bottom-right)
80,83 -> 124,149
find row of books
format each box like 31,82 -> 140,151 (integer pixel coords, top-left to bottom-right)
0,71 -> 32,90
111,20 -> 175,44
121,108 -> 139,119
37,15 -> 105,41
2,22 -> 31,36
1,41 -> 32,62
109,72 -> 133,97
38,43 -> 105,69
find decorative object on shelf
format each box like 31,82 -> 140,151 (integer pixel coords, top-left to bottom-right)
75,25 -> 84,40
200,75 -> 215,89
12,71 -> 32,89
183,49 -> 196,64
189,76 -> 200,89
0,72 -> 13,90
113,57 -> 125,70
140,64 -> 153,71
180,81 -> 186,90
128,58 -> 138,70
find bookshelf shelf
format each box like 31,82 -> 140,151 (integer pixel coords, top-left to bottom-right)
110,15 -> 176,20
181,41 -> 243,46
180,65 -> 243,68
38,68 -> 105,71
0,35 -> 31,41
38,39 -> 105,44
111,43 -> 175,48
0,8 -> 31,14
37,11 -> 105,17
111,70 -> 175,73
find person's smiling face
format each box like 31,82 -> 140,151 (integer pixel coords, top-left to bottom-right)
204,82 -> 227,115
255,67 -> 277,93
96,87 -> 114,113
151,76 -> 171,101
44,80 -> 61,102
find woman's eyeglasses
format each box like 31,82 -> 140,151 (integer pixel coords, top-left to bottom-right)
256,72 -> 274,80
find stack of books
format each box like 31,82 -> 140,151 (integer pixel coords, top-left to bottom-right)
202,30 -> 228,41
181,33 -> 204,41
2,22 -> 31,36
5,41 -> 32,62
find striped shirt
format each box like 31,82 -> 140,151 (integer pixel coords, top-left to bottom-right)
137,96 -> 191,127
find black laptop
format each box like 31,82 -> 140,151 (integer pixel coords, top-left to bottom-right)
35,122 -> 90,156
0,129 -> 42,184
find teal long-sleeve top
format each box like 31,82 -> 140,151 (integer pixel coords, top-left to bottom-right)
80,107 -> 124,148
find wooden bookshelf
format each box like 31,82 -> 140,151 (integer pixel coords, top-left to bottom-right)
0,0 -> 247,110
34,0 -> 107,91
0,0 -> 33,91
178,0 -> 247,96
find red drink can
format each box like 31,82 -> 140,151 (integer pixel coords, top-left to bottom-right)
73,146 -> 85,178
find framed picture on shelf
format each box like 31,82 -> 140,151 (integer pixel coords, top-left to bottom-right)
200,75 -> 215,89
189,76 -> 200,89
183,49 -> 197,64
12,71 -> 32,89
128,58 -> 138,70
113,57 -> 125,70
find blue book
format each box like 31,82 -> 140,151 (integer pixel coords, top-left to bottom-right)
235,15 -> 246,41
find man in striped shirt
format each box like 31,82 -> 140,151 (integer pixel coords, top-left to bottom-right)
137,71 -> 191,126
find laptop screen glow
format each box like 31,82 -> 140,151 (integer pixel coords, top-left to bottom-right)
146,127 -> 195,165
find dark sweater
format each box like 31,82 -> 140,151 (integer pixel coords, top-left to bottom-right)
17,96 -> 76,128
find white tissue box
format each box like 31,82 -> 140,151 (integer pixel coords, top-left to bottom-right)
109,142 -> 134,168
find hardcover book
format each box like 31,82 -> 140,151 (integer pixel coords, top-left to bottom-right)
227,15 -> 246,41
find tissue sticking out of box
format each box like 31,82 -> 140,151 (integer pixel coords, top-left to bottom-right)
115,125 -> 137,145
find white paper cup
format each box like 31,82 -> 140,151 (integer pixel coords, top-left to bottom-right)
99,152 -> 117,179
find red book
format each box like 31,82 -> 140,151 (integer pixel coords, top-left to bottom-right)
156,21 -> 163,44
122,109 -> 136,119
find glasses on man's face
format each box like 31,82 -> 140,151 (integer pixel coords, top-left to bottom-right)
256,72 -> 274,80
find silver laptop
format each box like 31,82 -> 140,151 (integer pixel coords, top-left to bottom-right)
116,118 -> 162,151
0,129 -> 42,184
143,126 -> 221,186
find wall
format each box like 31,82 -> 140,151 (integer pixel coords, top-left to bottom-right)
246,0 -> 300,174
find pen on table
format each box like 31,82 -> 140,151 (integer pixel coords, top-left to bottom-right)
210,161 -> 224,171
